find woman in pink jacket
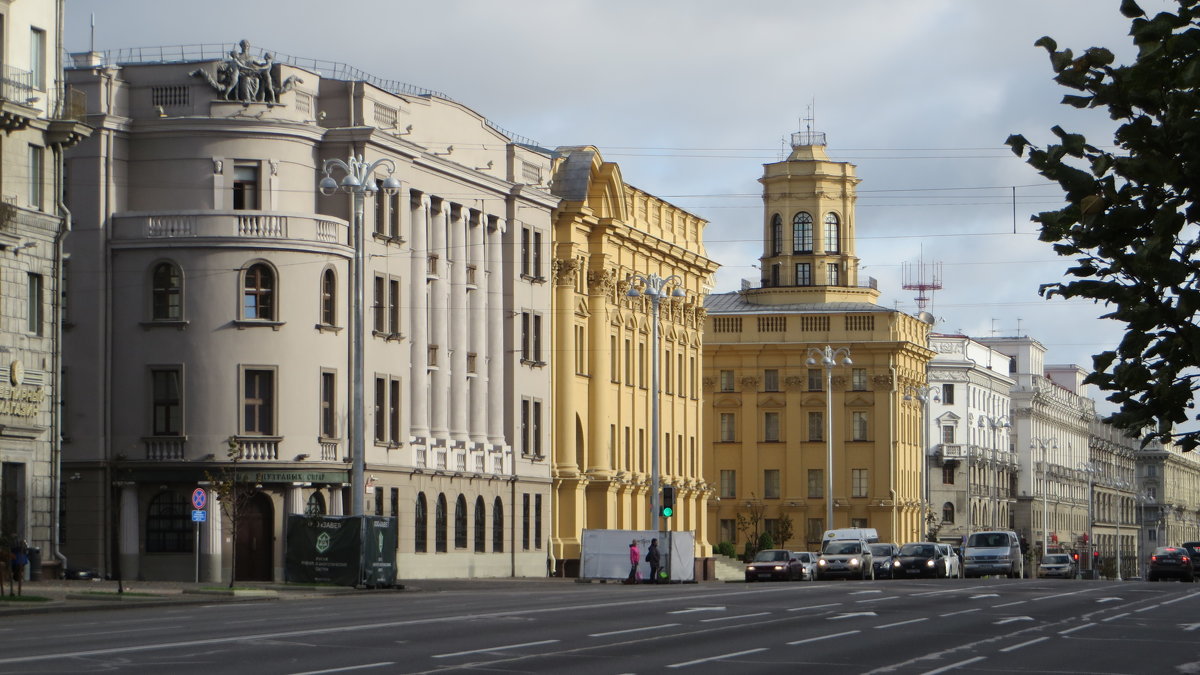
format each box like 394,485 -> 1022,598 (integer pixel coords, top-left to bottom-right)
626,540 -> 640,584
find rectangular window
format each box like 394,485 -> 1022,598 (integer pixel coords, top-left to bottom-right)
374,377 -> 386,443
665,348 -> 673,394
373,276 -> 386,333
807,518 -> 824,547
232,163 -> 259,210
852,411 -> 869,441
532,400 -> 543,457
678,353 -> 685,396
610,335 -> 620,382
532,314 -> 542,362
389,379 -> 401,443
320,371 -> 336,438
808,469 -> 824,499
388,279 -> 400,334
690,356 -> 697,398
764,411 -> 780,442
942,383 -> 955,405
522,493 -> 531,550
720,519 -> 736,546
243,369 -> 274,435
719,413 -> 735,442
795,262 -> 811,286
151,368 -> 182,436
852,368 -> 868,391
520,227 -> 531,277
390,487 -> 399,518
807,411 -> 823,442
720,470 -> 736,499
26,273 -> 43,335
807,368 -> 823,391
764,469 -> 781,499
624,338 -> 632,384
942,425 -> 956,444
532,231 -> 543,278
763,369 -> 779,392
374,182 -> 388,235
534,493 -> 543,549
30,28 -> 46,90
521,312 -> 531,361
827,262 -> 840,286
638,341 -> 646,388
942,466 -> 955,485
852,468 -> 869,498
851,517 -> 868,529
521,398 -> 531,454
374,487 -> 384,516
28,145 -> 43,210
719,369 -> 734,392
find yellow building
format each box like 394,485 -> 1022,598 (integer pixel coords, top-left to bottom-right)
704,131 -> 933,553
549,146 -> 719,574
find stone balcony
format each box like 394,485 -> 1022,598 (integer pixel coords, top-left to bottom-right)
111,210 -> 348,246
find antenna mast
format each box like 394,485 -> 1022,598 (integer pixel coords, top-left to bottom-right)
901,254 -> 943,312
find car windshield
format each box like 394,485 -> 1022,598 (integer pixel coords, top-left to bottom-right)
869,544 -> 893,556
824,541 -> 861,555
754,550 -> 789,562
1042,555 -> 1071,564
967,533 -> 1009,547
900,543 -> 936,556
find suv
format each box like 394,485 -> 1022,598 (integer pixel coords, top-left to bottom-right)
963,530 -> 1024,578
1181,542 -> 1200,579
817,539 -> 874,580
1148,546 -> 1195,582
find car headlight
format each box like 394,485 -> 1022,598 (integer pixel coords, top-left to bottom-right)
849,558 -> 860,566
925,559 -> 935,568
773,565 -> 785,571
893,560 -> 901,568
996,555 -> 1011,563
818,559 -> 826,566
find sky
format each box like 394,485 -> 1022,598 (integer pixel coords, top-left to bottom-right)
63,0 -> 1172,412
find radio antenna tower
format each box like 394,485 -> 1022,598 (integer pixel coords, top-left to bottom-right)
902,256 -> 943,312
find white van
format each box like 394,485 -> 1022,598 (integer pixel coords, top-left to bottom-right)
963,530 -> 1024,578
821,528 -> 879,549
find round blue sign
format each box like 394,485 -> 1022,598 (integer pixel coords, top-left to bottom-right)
191,487 -> 207,510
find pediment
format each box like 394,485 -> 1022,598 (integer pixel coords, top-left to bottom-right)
801,395 -> 827,407
575,297 -> 590,317
847,395 -> 873,407
935,411 -> 960,425
713,397 -> 742,409
758,396 -> 786,408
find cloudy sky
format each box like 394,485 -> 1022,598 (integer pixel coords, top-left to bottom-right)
64,0 -> 1165,409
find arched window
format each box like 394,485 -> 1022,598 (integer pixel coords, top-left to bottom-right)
414,492 -> 427,553
824,213 -> 840,253
320,269 -> 336,326
492,496 -> 504,553
146,491 -> 192,553
474,497 -> 486,553
770,214 -> 782,256
792,212 -> 813,253
454,494 -> 468,549
305,492 -> 326,516
435,493 -> 448,552
243,263 -> 275,320
151,261 -> 183,320
943,502 -> 955,524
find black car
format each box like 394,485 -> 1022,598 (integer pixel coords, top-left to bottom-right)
1148,546 -> 1195,582
869,543 -> 900,579
892,542 -> 948,578
1181,542 -> 1200,578
744,549 -> 805,582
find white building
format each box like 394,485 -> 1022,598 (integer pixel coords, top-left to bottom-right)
62,41 -> 553,581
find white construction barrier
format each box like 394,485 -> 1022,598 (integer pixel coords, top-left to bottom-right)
580,529 -> 695,582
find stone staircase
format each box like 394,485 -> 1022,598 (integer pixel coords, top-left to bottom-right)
712,553 -> 745,581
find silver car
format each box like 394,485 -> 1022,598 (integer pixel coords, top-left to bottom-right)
817,539 -> 874,580
937,543 -> 963,578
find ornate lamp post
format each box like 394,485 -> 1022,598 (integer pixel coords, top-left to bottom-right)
903,384 -> 939,539
1030,437 -> 1058,556
626,273 -> 685,530
975,414 -> 1010,529
808,346 -> 853,531
319,155 -> 401,516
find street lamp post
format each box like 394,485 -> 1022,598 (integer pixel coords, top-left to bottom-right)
626,273 -> 685,530
319,155 -> 401,516
1080,462 -> 1101,577
903,384 -> 939,540
808,346 -> 852,531
976,415 -> 1010,530
1030,437 -> 1058,556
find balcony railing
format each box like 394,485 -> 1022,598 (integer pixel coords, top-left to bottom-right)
144,436 -> 185,460
0,64 -> 34,103
113,211 -> 348,245
319,440 -> 340,461
236,437 -> 281,461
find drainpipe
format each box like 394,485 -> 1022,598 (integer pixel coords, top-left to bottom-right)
52,144 -> 70,576
890,365 -> 898,543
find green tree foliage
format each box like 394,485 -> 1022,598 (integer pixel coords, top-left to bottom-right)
1007,0 -> 1200,451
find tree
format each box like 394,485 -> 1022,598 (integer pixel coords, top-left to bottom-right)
775,512 -> 795,549
1007,0 -> 1200,451
206,437 -> 252,587
735,495 -> 766,560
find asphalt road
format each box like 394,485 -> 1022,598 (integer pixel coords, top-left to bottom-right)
2,578 -> 1197,674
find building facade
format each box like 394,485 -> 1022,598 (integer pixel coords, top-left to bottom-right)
926,334 -> 1016,543
1137,439 -> 1200,569
0,0 -> 89,576
548,146 -> 717,574
62,42 -> 553,581
1086,414 -> 1138,577
704,131 -> 933,553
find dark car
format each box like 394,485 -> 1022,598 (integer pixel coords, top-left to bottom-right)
1037,553 -> 1076,579
745,549 -> 805,581
1181,542 -> 1200,578
869,543 -> 900,580
893,542 -> 948,578
1148,546 -> 1195,582
816,539 -> 874,580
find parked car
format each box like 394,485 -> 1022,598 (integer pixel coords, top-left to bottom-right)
869,543 -> 900,579
745,549 -> 806,581
1147,546 -> 1196,582
1038,553 -> 1076,579
893,542 -> 948,578
793,551 -> 819,581
963,530 -> 1024,579
938,543 -> 963,578
817,539 -> 874,580
1181,542 -> 1200,578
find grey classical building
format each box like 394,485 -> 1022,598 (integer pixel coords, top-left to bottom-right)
62,42 -> 554,581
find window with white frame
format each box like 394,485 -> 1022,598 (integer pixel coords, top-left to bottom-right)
808,469 -> 823,498
719,413 -> 735,442
764,469 -> 781,499
151,367 -> 182,436
719,369 -> 734,392
764,411 -> 780,442
852,468 -> 868,498
852,411 -> 869,441
242,368 -> 275,435
720,469 -> 736,498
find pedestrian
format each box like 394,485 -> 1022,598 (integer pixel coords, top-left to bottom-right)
626,539 -> 640,584
647,538 -> 661,584
0,538 -> 11,596
9,536 -> 27,596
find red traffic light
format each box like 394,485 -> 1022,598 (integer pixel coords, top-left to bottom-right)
1072,553 -> 1080,561
1093,551 -> 1099,558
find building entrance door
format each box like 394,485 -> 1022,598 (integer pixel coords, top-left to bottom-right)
235,492 -> 273,581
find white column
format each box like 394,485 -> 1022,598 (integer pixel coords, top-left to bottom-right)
118,483 -> 140,582
201,487 -> 223,583
486,217 -> 506,446
286,484 -> 306,514
409,194 -> 430,441
449,205 -> 469,443
468,212 -> 487,444
430,200 -> 449,438
329,486 -> 345,516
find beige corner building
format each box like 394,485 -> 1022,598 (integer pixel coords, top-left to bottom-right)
549,147 -> 718,574
704,131 -> 933,553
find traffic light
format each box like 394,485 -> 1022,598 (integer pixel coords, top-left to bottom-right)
660,486 -> 676,517
1094,551 -> 1100,560
1072,553 -> 1080,562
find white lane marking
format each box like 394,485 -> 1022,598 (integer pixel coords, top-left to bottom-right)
432,639 -> 559,659
851,590 -> 882,595
666,647 -> 767,668
701,612 -> 769,623
1181,623 -> 1200,632
787,603 -> 839,612
1032,589 -> 1092,602
1102,613 -> 1130,622
668,606 -> 725,614
1058,623 -> 1095,635
1134,605 -> 1159,613
921,656 -> 987,675
876,618 -> 928,629
940,608 -> 980,617
994,616 -> 1034,625
993,601 -> 1026,608
1096,597 -> 1122,603
970,594 -> 999,599
830,612 -> 877,620
857,596 -> 898,603
590,623 -> 680,637
999,636 -> 1049,653
787,630 -> 860,645
1160,592 -> 1200,606
290,663 -> 395,675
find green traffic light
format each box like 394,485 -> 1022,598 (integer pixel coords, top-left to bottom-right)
661,506 -> 674,517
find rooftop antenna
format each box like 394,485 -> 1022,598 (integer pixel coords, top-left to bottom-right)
90,13 -> 95,53
901,248 -> 943,312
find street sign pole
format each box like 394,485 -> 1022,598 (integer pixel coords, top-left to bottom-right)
194,521 -> 200,583
191,488 -> 207,584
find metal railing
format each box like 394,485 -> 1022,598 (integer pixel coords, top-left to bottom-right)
0,64 -> 34,103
